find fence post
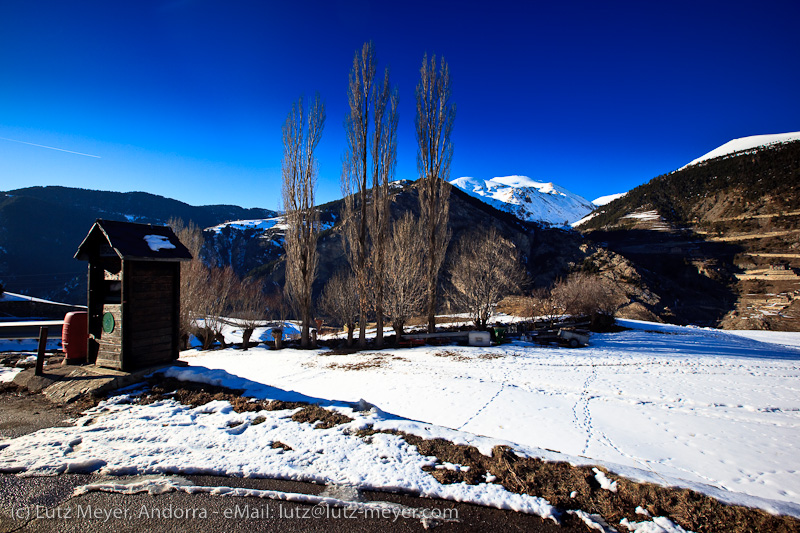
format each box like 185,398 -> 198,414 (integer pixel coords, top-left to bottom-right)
35,326 -> 48,376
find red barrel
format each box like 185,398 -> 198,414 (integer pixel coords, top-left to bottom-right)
62,311 -> 88,363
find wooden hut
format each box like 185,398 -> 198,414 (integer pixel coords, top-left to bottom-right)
75,220 -> 192,371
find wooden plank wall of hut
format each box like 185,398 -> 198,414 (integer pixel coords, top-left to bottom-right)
127,261 -> 178,368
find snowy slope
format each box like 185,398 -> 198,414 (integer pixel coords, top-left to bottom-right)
450,175 -> 595,226
592,192 -> 626,206
682,131 -> 800,169
206,216 -> 287,234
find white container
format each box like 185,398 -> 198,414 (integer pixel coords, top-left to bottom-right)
468,331 -> 491,347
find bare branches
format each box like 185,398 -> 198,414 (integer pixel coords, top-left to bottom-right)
551,272 -> 626,329
341,41 -> 398,347
282,94 -> 325,348
383,213 -> 426,338
230,276 -> 268,350
168,218 -> 205,349
448,227 -> 525,330
318,270 -> 359,346
416,53 -> 455,332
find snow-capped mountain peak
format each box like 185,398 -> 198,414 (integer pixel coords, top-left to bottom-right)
449,175 -> 595,226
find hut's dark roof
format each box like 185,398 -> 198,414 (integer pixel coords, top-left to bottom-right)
75,219 -> 193,262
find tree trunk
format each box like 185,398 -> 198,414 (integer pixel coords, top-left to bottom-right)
346,322 -> 354,347
358,319 -> 366,347
393,322 -> 404,344
375,306 -> 384,347
427,270 -> 437,333
301,315 -> 310,348
242,328 -> 253,350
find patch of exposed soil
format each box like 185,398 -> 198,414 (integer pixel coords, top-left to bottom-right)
132,375 -> 800,532
378,430 -> 800,533
270,441 -> 293,451
290,405 -> 353,429
326,358 -> 387,371
141,376 -> 353,429
433,350 -> 471,361
478,353 -> 506,360
140,376 -> 305,413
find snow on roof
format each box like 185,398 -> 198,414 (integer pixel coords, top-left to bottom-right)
144,234 -> 177,252
75,219 -> 192,262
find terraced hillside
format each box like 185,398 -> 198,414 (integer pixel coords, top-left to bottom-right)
579,140 -> 800,329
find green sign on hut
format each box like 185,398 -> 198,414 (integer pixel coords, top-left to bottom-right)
75,220 -> 192,371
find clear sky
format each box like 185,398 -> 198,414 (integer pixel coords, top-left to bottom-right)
1,0 -> 798,210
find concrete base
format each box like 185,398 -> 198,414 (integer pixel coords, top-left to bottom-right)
12,361 -> 187,404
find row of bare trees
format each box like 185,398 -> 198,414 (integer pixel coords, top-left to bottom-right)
340,41 -> 398,348
282,41 -> 455,348
170,218 -> 276,350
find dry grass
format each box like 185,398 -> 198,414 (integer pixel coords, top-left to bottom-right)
290,405 -> 353,429
382,431 -> 800,533
326,352 -> 397,371
497,295 -> 535,317
141,377 -> 306,413
139,375 -> 800,532
433,350 -> 471,361
327,358 -> 387,371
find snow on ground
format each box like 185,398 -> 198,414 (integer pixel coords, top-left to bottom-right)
681,131 -> 800,169
0,372 -> 560,522
179,321 -> 800,516
206,217 -> 287,234
206,216 -> 335,235
1,320 -> 799,522
592,192 -> 627,206
0,365 -> 21,382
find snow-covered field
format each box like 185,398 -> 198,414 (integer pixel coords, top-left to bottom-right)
177,319 -> 800,516
1,319 -> 799,526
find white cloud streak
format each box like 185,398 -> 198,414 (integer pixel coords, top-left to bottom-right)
0,137 -> 101,158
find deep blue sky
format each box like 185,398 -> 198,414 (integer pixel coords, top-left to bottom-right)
1,0 -> 798,210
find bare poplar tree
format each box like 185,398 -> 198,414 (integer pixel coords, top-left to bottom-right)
318,269 -> 359,346
282,94 -> 325,348
416,53 -> 455,332
369,67 -> 399,347
448,227 -> 525,330
341,41 -> 397,347
383,213 -> 426,339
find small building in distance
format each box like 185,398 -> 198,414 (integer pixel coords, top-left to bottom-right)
75,219 -> 192,371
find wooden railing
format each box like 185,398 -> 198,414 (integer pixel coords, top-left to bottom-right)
0,320 -> 64,376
